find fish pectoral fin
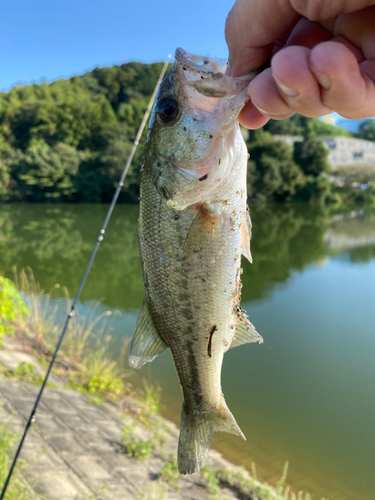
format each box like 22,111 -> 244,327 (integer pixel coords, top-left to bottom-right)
128,297 -> 167,369
241,207 -> 253,263
184,207 -> 228,255
230,307 -> 263,349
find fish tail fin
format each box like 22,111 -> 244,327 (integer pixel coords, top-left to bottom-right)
177,398 -> 245,475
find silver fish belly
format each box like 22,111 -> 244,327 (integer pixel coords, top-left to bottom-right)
129,48 -> 263,475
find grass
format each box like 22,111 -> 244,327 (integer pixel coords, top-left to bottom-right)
159,453 -> 180,486
139,379 -> 162,416
120,380 -> 168,462
201,465 -> 220,497
215,462 -> 322,500
68,337 -> 133,403
119,372 -> 170,463
0,424 -> 39,499
135,380 -> 163,427
6,267 -> 135,403
121,422 -> 155,460
121,417 -> 167,461
0,362 -> 49,387
137,484 -> 167,500
12,267 -> 62,347
0,275 -> 28,343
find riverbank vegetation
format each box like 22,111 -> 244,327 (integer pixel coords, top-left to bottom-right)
0,268 -> 133,402
0,425 -> 39,500
246,124 -> 375,205
0,270 -> 328,500
0,61 -> 374,205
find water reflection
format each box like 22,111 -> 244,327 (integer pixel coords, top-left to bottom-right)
0,203 -> 374,306
0,204 -> 143,307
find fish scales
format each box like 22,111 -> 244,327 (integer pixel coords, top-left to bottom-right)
129,48 -> 263,475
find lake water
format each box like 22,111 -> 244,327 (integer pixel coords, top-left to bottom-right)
0,203 -> 374,500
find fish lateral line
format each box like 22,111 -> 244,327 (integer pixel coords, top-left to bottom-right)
207,325 -> 217,358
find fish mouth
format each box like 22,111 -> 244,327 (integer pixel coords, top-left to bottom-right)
175,48 -> 228,76
174,48 -> 258,100
175,47 -> 258,81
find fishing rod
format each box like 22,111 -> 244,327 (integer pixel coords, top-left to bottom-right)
0,54 -> 171,500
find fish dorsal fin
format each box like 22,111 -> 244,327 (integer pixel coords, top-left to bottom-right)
128,297 -> 167,369
184,208 -> 224,254
230,307 -> 263,349
241,208 -> 253,263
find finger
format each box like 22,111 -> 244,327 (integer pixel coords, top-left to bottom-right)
286,17 -> 332,48
291,0 -> 375,21
225,0 -> 375,77
360,59 -> 375,84
310,40 -> 375,118
247,67 -> 296,120
238,101 -> 270,129
334,5 -> 375,59
225,0 -> 299,75
270,45 -> 333,117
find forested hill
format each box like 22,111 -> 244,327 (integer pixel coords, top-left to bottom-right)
0,60 -> 370,204
0,62 -> 166,202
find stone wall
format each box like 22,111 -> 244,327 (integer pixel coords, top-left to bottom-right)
321,137 -> 375,169
274,135 -> 375,170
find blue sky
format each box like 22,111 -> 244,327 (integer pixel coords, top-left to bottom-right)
1,1 -> 371,128
0,0 -> 234,91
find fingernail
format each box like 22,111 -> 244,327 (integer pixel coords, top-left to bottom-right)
276,81 -> 299,98
251,103 -> 289,120
252,104 -> 268,115
316,73 -> 331,90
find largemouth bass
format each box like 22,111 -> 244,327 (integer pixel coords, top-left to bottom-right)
129,48 -> 263,475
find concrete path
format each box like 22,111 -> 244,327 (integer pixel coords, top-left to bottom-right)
0,339 -> 241,500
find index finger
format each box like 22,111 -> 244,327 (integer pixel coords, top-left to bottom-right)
225,0 -> 299,76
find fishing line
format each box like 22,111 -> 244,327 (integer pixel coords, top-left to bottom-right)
0,54 -> 171,500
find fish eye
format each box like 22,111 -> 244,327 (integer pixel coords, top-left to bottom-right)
156,98 -> 180,124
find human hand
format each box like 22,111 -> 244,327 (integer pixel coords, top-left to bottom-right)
225,0 -> 375,129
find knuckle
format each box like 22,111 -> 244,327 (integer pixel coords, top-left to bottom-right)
290,0 -> 333,21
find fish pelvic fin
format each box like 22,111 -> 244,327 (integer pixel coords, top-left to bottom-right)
128,296 -> 167,369
178,398 -> 245,475
241,207 -> 253,264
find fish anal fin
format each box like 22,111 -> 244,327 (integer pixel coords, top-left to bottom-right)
128,297 -> 167,369
230,306 -> 263,349
241,208 -> 253,263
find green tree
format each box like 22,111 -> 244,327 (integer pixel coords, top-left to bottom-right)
293,139 -> 329,177
263,114 -> 306,136
8,143 -> 89,201
293,176 -> 338,204
0,60 -> 166,202
264,114 -> 351,137
248,138 -> 304,201
0,161 -> 10,201
358,119 -> 375,141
